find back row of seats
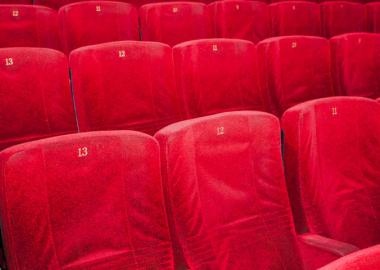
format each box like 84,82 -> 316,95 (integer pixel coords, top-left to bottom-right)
2,1 -> 380,52
3,0 -> 380,9
2,34 -> 380,151
1,96 -> 380,269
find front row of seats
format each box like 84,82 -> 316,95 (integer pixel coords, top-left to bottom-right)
1,97 -> 380,269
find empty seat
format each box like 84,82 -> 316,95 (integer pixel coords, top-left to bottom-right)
270,1 -> 321,36
257,36 -> 334,116
282,97 -> 380,248
70,41 -> 183,135
320,245 -> 380,270
367,2 -> 380,33
209,0 -> 271,43
139,2 -> 212,46
0,47 -> 76,151
155,111 -> 304,269
321,2 -> 367,38
155,111 -> 359,269
173,39 -> 264,118
0,131 -> 174,269
331,33 -> 380,98
59,1 -> 139,54
0,5 -> 60,49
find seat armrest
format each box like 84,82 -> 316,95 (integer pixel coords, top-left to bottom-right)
298,233 -> 359,256
297,233 -> 359,270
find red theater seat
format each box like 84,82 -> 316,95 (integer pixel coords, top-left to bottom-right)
331,33 -> 380,98
139,2 -> 212,46
0,131 -> 174,269
282,97 -> 380,248
155,111 -> 358,270
209,0 -> 271,43
367,2 -> 380,33
0,47 -> 76,151
70,41 -> 183,135
0,5 -> 60,49
59,1 -> 139,54
155,111 -> 304,269
173,39 -> 264,118
257,36 -> 334,116
320,245 -> 380,270
321,2 -> 367,38
270,1 -> 321,36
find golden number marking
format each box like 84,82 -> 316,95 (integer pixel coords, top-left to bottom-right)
118,50 -> 126,58
217,127 -> 225,136
78,147 -> 88,157
5,58 -> 13,66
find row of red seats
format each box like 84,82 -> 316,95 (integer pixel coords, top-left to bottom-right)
1,96 -> 380,269
2,34 -> 380,150
2,0 -> 380,8
2,1 -> 380,52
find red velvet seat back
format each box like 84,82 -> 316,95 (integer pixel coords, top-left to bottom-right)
321,2 -> 367,38
0,0 -> 32,4
70,41 -> 183,135
173,39 -> 264,118
0,131 -> 174,269
35,0 -> 76,10
0,48 -> 76,151
0,5 -> 60,49
331,33 -> 380,98
155,111 -> 304,270
367,3 -> 380,33
139,2 -> 212,46
59,1 -> 139,54
282,97 -> 380,248
257,36 -> 334,116
209,0 -> 271,43
270,1 -> 321,36
320,245 -> 380,270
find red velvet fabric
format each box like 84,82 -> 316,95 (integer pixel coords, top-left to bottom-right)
0,131 -> 174,269
321,1 -> 367,38
282,97 -> 380,248
297,234 -> 359,270
330,33 -> 380,98
0,5 -> 60,49
0,0 -> 31,4
0,47 -> 76,151
209,0 -> 271,43
70,41 -> 184,135
155,111 -> 304,270
257,36 -> 334,116
139,2 -> 212,46
270,1 -> 321,36
36,0 -> 80,10
173,39 -> 264,118
59,1 -> 139,54
367,2 -> 380,33
320,245 -> 380,270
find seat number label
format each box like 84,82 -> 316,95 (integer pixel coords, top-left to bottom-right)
78,147 -> 88,157
217,127 -> 224,136
5,58 -> 13,66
